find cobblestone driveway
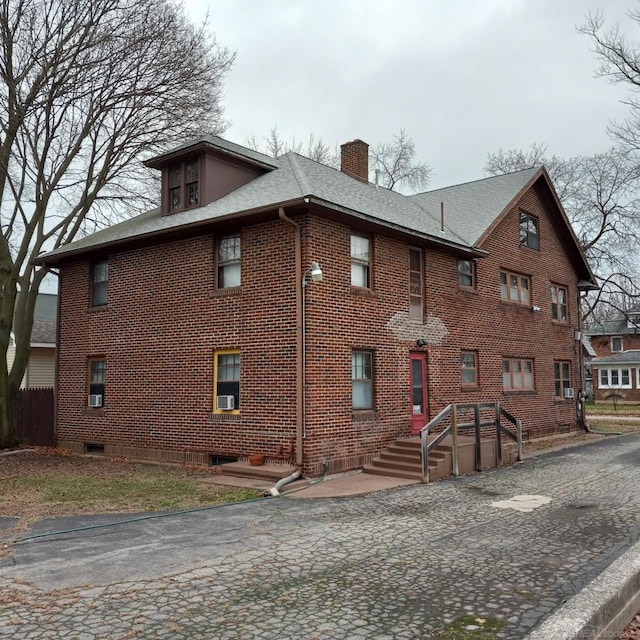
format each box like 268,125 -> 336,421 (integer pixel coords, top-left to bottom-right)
2,434 -> 640,639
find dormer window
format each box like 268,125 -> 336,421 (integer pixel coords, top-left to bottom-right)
167,158 -> 199,213
145,137 -> 278,215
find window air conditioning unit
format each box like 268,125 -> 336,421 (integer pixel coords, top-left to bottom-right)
216,395 -> 235,411
88,394 -> 103,408
563,388 -> 575,399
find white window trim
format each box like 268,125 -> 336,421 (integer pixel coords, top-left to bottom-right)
610,336 -> 623,352
599,367 -> 632,389
351,232 -> 371,289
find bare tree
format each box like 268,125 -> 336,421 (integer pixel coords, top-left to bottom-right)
250,126 -> 432,193
247,126 -> 338,166
369,128 -> 431,192
485,145 -> 640,321
0,0 -> 235,447
579,9 -> 640,153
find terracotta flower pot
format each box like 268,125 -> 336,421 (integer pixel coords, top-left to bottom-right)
248,453 -> 264,466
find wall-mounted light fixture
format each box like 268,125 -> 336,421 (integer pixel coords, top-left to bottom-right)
309,261 -> 323,282
531,305 -> 541,313
303,261 -> 323,287
574,329 -> 582,341
416,339 -> 427,347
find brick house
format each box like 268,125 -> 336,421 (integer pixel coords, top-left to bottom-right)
586,310 -> 640,403
38,136 -> 596,475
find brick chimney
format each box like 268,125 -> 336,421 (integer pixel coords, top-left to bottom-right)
340,139 -> 369,183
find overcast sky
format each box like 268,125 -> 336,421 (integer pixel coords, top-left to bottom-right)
185,0 -> 636,189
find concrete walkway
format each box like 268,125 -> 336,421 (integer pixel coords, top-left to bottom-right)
2,433 -> 640,639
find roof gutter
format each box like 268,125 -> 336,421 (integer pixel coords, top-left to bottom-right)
35,199 -> 308,266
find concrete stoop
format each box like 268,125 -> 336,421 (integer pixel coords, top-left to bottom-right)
363,435 -> 517,482
217,461 -> 298,483
215,436 -> 518,486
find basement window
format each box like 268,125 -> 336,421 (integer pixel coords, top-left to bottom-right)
85,443 -> 105,455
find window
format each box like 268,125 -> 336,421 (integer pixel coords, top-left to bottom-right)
168,165 -> 181,211
500,270 -> 530,305
551,285 -> 568,322
461,351 -> 478,386
519,212 -> 539,249
351,233 -> 370,288
88,358 -> 105,406
502,358 -> 534,391
409,247 -> 423,320
217,234 -> 241,288
91,259 -> 108,306
167,158 -> 199,213
185,159 -> 199,207
599,367 -> 632,389
554,361 -> 571,397
352,351 -> 373,409
214,350 -> 240,413
458,260 -> 476,288
610,336 -> 623,353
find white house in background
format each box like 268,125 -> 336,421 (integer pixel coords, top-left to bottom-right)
7,293 -> 57,389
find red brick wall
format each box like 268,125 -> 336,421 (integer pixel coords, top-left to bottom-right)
590,333 -> 640,357
56,180 -> 585,475
57,223 -> 300,466
420,182 -> 582,437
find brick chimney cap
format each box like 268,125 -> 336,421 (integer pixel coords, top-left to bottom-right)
340,138 -> 369,149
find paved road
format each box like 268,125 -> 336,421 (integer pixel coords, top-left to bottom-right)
2,434 -> 640,639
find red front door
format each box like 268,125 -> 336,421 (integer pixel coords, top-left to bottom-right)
410,353 -> 427,435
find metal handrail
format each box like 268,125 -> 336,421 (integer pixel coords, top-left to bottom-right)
497,404 -> 523,464
419,402 -> 523,483
420,404 -> 454,484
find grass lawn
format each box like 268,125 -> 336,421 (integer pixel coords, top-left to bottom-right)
585,401 -> 640,415
0,448 -> 260,546
587,421 -> 640,433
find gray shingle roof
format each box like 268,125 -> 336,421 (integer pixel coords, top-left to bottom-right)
30,293 -> 57,344
585,317 -> 640,336
409,168 -> 539,245
582,334 -> 597,357
591,350 -> 640,365
36,136 -> 588,278
40,149 -> 489,262
144,135 -> 278,170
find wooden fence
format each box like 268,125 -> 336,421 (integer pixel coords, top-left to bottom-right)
14,388 -> 55,447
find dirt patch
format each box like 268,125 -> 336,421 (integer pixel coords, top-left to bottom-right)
522,431 -> 608,454
619,612 -> 640,639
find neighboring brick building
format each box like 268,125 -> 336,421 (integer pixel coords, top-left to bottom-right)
39,136 -> 596,475
586,310 -> 640,403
